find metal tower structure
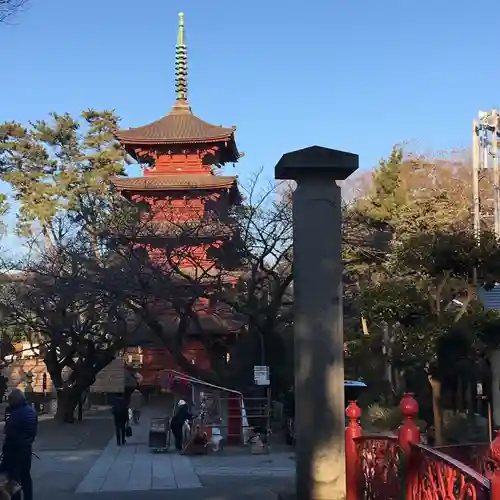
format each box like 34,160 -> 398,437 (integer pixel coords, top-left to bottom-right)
472,109 -> 500,240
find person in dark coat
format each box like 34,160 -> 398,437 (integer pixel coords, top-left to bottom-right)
0,389 -> 38,500
111,395 -> 129,446
170,400 -> 193,451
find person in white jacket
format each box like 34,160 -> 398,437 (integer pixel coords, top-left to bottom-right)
130,389 -> 142,424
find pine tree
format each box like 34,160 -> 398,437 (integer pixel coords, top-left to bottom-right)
0,110 -> 125,250
363,146 -> 405,224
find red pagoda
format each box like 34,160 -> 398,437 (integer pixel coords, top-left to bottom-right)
112,13 -> 244,384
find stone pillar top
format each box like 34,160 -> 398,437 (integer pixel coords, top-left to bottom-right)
274,145 -> 359,181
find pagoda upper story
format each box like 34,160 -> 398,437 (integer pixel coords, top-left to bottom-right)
113,13 -> 240,189
111,13 -> 242,271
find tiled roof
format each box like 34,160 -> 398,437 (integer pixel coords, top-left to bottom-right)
478,284 -> 500,311
143,218 -> 236,239
116,102 -> 236,145
111,174 -> 237,191
130,302 -> 246,339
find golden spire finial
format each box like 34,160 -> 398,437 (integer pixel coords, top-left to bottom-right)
175,12 -> 188,102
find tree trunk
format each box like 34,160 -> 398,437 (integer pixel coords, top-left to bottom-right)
382,322 -> 394,404
394,370 -> 405,396
456,377 -> 463,412
55,388 -> 82,423
429,375 -> 444,445
466,380 -> 475,423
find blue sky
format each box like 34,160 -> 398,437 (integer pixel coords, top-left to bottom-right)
1,0 -> 499,251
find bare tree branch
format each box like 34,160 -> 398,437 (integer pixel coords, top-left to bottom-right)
0,0 -> 29,24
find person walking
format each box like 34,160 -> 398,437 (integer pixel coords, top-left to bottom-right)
130,388 -> 142,425
111,394 -> 129,446
170,400 -> 193,452
0,388 -> 38,500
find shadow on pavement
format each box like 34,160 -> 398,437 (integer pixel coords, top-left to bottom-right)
46,482 -> 290,500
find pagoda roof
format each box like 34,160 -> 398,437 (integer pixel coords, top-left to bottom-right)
116,13 -> 240,165
116,102 -> 237,147
128,301 -> 246,339
115,13 -> 241,167
111,174 -> 238,192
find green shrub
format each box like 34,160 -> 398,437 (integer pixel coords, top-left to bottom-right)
360,403 -> 427,433
363,403 -> 402,431
443,411 -> 488,444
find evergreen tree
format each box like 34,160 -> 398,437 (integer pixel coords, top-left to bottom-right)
0,110 -> 125,250
360,146 -> 405,224
0,110 -> 127,422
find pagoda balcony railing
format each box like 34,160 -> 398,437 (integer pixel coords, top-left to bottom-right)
123,212 -> 237,240
346,395 -> 499,500
142,209 -> 231,225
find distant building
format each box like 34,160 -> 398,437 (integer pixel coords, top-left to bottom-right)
478,284 -> 500,311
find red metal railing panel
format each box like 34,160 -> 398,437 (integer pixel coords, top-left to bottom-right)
352,437 -> 495,499
354,435 -> 401,500
410,444 -> 491,500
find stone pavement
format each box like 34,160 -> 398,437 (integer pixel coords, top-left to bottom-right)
193,453 -> 295,479
34,411 -> 115,451
29,407 -> 119,497
0,405 -> 114,451
75,426 -> 202,492
75,408 -> 295,494
54,483 -> 289,500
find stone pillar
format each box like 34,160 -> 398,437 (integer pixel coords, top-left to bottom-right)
275,146 -> 358,500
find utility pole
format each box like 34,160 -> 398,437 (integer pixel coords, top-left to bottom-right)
492,110 -> 500,239
477,109 -> 500,239
473,119 -> 481,243
477,109 -> 500,437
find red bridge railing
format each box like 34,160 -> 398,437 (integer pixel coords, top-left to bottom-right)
345,394 -> 500,500
354,435 -> 401,499
435,443 -> 491,477
410,444 -> 490,499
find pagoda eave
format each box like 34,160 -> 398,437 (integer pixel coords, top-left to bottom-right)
132,234 -> 233,243
110,174 -> 239,192
122,139 -> 240,166
116,134 -> 235,146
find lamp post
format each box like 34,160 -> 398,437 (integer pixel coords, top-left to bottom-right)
275,146 -> 358,500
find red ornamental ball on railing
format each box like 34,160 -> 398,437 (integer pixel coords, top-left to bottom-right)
400,392 -> 419,418
398,393 -> 420,454
346,400 -> 361,423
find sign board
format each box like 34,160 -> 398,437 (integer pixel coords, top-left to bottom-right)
253,365 -> 270,386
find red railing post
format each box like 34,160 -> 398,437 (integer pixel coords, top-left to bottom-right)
491,471 -> 500,500
398,393 -> 420,498
345,400 -> 362,500
488,432 -> 500,499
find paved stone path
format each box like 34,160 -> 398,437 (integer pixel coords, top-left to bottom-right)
75,410 -> 295,494
76,409 -> 201,493
193,454 -> 295,478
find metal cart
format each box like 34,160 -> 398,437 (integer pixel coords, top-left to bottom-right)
148,417 -> 171,453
